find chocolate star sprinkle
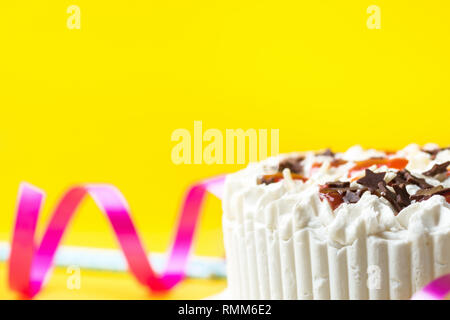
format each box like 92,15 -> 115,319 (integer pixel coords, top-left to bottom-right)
319,166 -> 449,214
356,169 -> 386,190
423,161 -> 450,177
278,156 -> 304,174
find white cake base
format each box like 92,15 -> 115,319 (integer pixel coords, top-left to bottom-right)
223,215 -> 450,299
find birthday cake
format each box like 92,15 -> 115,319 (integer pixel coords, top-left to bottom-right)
222,144 -> 450,299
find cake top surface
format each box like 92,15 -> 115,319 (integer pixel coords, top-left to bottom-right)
224,144 -> 450,245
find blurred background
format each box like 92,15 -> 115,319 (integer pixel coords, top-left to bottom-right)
0,1 -> 449,298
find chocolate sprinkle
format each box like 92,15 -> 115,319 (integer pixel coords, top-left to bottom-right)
423,161 -> 450,177
377,181 -> 402,213
317,148 -> 335,157
258,156 -> 306,185
356,169 -> 386,190
324,168 -> 448,214
342,190 -> 361,204
257,174 -> 280,185
401,170 -> 433,189
411,186 -> 450,202
262,150 -> 449,214
327,181 -> 350,189
320,181 -> 372,206
393,183 -> 411,208
320,181 -> 362,207
422,147 -> 450,160
278,156 -> 304,174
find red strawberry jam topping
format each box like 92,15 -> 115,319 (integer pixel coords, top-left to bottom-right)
444,191 -> 450,203
331,159 -> 348,167
349,157 -> 408,176
319,184 -> 344,210
312,159 -> 348,169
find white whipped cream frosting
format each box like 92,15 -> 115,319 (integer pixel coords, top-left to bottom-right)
225,144 -> 450,246
222,144 -> 450,299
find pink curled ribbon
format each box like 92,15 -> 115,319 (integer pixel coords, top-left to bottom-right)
8,176 -> 225,298
7,176 -> 450,300
411,274 -> 450,300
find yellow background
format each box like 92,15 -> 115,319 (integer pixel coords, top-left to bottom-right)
0,1 -> 449,299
